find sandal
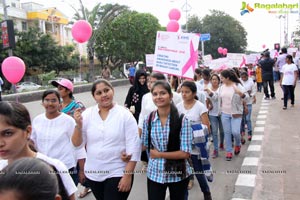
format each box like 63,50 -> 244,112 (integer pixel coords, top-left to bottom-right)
78,188 -> 92,198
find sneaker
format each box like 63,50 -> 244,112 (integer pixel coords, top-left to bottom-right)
264,97 -> 270,100
212,150 -> 218,158
219,143 -> 225,151
226,152 -> 232,161
248,135 -> 252,141
283,107 -> 287,110
271,96 -> 276,100
187,179 -> 194,190
234,146 -> 241,155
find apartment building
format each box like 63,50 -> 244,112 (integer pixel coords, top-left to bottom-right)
0,0 -> 73,46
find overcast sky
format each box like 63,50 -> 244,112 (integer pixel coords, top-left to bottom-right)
21,0 -> 300,52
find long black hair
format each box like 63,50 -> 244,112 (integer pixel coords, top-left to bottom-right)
0,101 -> 31,130
221,69 -> 242,85
286,55 -> 294,64
0,158 -> 59,200
181,80 -> 198,100
151,81 -> 186,178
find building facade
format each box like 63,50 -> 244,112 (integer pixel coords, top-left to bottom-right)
0,0 -> 74,46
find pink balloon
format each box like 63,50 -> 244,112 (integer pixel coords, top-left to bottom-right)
218,47 -> 223,54
1,56 -> 26,84
223,48 -> 228,55
166,20 -> 180,32
262,44 -> 266,49
169,8 -> 181,21
71,20 -> 92,43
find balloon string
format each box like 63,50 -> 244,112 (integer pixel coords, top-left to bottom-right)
78,43 -> 82,94
14,84 -> 19,103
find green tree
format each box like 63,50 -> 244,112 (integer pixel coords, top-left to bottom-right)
13,27 -> 79,74
95,11 -> 161,72
73,2 -> 128,81
184,14 -> 202,34
189,10 -> 247,58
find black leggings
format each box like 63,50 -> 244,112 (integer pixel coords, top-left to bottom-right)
283,85 -> 295,107
88,176 -> 134,200
147,178 -> 189,200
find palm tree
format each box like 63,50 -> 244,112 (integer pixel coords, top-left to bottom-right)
72,1 -> 128,82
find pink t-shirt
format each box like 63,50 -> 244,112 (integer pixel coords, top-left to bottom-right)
220,85 -> 235,114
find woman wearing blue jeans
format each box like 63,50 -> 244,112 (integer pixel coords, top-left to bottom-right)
219,70 -> 247,161
205,74 -> 224,158
177,81 -> 212,200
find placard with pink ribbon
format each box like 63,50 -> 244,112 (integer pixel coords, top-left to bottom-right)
153,31 -> 199,79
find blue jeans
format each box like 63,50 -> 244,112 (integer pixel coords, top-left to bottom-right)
185,155 -> 210,200
209,115 -> 224,151
221,113 -> 242,152
240,104 -> 252,136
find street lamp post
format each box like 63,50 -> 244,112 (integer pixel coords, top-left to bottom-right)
182,0 -> 191,32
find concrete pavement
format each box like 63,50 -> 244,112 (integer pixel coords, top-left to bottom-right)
232,82 -> 300,200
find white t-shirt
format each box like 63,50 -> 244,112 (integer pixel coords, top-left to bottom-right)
177,101 -> 208,155
206,87 -> 221,117
282,63 -> 298,85
138,91 -> 182,129
0,152 -> 77,196
31,113 -> 77,169
78,104 -> 141,182
240,77 -> 256,105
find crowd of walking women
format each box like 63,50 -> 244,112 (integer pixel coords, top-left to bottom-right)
0,51 -> 296,200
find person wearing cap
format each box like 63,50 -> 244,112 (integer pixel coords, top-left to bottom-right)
258,51 -> 276,100
51,78 -> 85,117
31,90 -> 80,192
51,78 -> 91,198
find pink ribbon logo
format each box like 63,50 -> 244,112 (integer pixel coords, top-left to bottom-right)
240,56 -> 246,68
182,41 -> 198,76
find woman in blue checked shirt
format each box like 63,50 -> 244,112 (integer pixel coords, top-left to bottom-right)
142,80 -> 193,200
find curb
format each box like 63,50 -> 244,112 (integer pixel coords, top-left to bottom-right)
2,79 -> 130,103
231,98 -> 269,200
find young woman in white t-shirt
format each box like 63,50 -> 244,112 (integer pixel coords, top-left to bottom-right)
0,101 -> 77,200
31,90 -> 79,185
177,81 -> 212,200
280,55 -> 298,110
72,79 -> 141,200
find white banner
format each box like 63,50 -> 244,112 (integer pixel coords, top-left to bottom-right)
288,47 -> 298,55
270,50 -> 279,59
203,54 -> 213,65
153,31 -> 199,79
226,53 -> 246,68
145,54 -> 154,67
208,58 -> 229,70
245,54 -> 260,64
